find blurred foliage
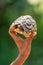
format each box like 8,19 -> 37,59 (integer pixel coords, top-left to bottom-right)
0,0 -> 43,65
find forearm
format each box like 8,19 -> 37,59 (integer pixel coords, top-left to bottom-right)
10,44 -> 31,65
10,53 -> 29,65
10,54 -> 24,65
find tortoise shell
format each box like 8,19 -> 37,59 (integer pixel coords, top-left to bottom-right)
10,15 -> 37,37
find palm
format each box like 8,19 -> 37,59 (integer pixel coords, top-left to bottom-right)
9,30 -> 36,53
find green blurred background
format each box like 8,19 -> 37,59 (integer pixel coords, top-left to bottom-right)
0,0 -> 43,65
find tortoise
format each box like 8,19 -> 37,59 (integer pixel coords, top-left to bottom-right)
9,15 -> 37,37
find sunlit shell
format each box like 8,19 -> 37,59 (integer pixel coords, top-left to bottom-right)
10,15 -> 37,37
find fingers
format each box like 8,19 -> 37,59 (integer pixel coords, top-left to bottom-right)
25,32 -> 37,42
9,23 -> 24,42
9,29 -> 23,42
29,32 -> 37,39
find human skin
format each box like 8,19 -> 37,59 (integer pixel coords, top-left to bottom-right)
9,26 -> 37,65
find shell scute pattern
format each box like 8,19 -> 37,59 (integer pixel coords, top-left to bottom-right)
10,15 -> 37,37
13,15 -> 37,32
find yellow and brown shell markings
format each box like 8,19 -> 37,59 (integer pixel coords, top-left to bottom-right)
9,15 -> 37,38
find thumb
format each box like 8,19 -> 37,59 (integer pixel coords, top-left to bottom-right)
29,32 -> 37,40
26,32 -> 37,42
